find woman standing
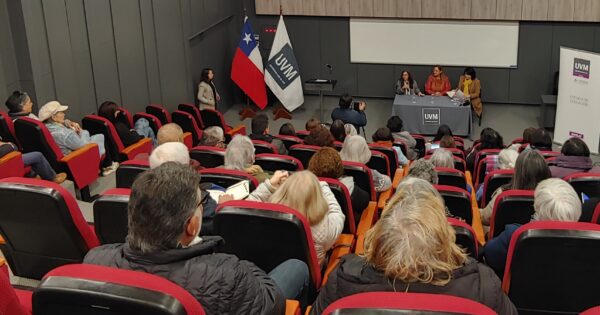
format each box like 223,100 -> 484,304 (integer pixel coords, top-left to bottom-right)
197,68 -> 220,110
395,70 -> 423,96
425,65 -> 451,96
456,67 -> 483,118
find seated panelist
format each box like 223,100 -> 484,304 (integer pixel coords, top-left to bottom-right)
425,65 -> 451,96
395,70 -> 423,96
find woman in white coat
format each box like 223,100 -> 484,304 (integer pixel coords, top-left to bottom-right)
197,68 -> 220,110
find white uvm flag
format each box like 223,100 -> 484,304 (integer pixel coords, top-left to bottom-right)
264,15 -> 304,112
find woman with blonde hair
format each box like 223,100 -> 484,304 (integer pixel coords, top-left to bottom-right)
310,177 -> 517,315
246,170 -> 345,264
340,135 -> 391,192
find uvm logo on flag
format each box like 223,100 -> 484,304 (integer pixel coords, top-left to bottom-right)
423,108 -> 440,125
266,44 -> 300,90
573,58 -> 590,79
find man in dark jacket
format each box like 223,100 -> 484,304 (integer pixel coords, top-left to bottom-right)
249,114 -> 287,155
331,94 -> 367,134
84,162 -> 308,315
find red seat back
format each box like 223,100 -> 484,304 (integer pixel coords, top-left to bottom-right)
255,153 -> 303,172
146,104 -> 171,125
366,150 -> 391,177
480,169 -> 514,208
343,161 -> 376,201
435,167 -> 467,190
0,269 -> 30,315
251,139 -> 277,154
14,117 -> 65,170
115,160 -> 150,188
118,107 -> 134,129
489,190 -> 535,238
275,134 -> 303,150
369,145 -> 398,173
189,146 -> 225,169
448,218 -> 478,257
0,111 -> 19,146
434,184 -> 473,224
93,188 -> 131,244
320,177 -> 355,234
171,110 -> 203,146
178,103 -> 205,129
199,168 -> 259,191
564,172 -> 600,199
289,144 -> 321,169
82,115 -> 126,161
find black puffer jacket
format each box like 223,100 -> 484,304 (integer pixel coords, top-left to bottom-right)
84,236 -> 284,315
310,254 -> 517,315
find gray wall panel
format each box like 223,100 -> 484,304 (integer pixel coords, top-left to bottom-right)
549,24 -> 596,76
595,25 -> 600,52
140,0 -> 163,104
319,18 -> 357,95
0,0 -> 19,100
357,64 -> 394,97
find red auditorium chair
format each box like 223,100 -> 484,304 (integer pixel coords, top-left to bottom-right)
503,222 -> 600,315
189,146 -> 225,168
295,129 -> 310,139
177,103 -> 205,129
34,264 -> 205,315
427,147 -> 466,160
146,103 -> 171,125
255,153 -> 303,172
171,110 -> 203,146
320,177 -> 356,235
423,154 -> 467,172
0,111 -> 19,145
448,218 -> 478,257
199,108 -> 246,140
410,134 -> 426,158
473,149 -> 501,184
480,169 -> 514,208
276,134 -> 303,150
0,177 -> 99,279
582,306 -> 600,315
332,141 -> 343,151
0,151 -> 27,179
14,117 -> 100,200
117,107 -> 134,128
252,139 -> 278,154
134,112 -> 162,136
592,202 -> 600,224
343,161 -> 376,202
93,188 -> 131,244
82,115 -> 152,162
392,139 -> 408,158
199,168 -> 259,190
435,185 -> 473,224
321,292 -> 496,315
488,190 -> 535,238
368,144 -> 399,173
564,172 -> 600,199
115,159 -> 150,189
289,144 -> 321,169
0,262 -> 31,315
366,150 -> 391,177
435,167 -> 468,190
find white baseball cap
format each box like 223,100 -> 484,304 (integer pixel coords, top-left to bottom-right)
38,101 -> 69,122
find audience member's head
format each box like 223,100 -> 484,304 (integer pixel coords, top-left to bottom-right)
149,142 -> 190,169
497,148 -> 519,170
561,137 -> 590,157
97,101 -> 119,123
522,127 -> 537,143
157,123 -> 184,145
127,162 -> 202,253
344,124 -> 357,137
372,127 -> 394,143
278,123 -> 296,136
430,148 -> 454,169
433,124 -> 452,142
366,176 -> 465,285
330,120 -> 346,142
5,90 -> 32,114
251,114 -> 269,135
530,128 -> 553,151
339,93 -> 353,109
39,101 -> 69,123
340,135 -> 371,164
509,150 -> 551,190
304,125 -> 335,147
308,147 -> 344,179
270,171 -> 328,225
439,135 -> 456,148
533,178 -> 581,222
224,135 -> 255,171
479,128 -> 504,150
305,118 -> 321,131
199,126 -> 225,148
386,116 -> 403,133
408,159 -> 438,184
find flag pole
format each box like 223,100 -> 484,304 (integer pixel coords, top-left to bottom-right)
238,7 -> 257,120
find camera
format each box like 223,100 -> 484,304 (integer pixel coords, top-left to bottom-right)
353,101 -> 362,111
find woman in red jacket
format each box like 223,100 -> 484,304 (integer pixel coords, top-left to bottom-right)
425,65 -> 451,96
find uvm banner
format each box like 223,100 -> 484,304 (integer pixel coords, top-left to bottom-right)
264,15 -> 304,112
554,47 -> 600,154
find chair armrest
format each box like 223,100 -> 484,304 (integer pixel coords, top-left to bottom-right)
60,143 -> 100,189
356,201 -> 377,237
285,300 -> 300,315
226,124 -> 246,136
322,234 -> 355,285
0,151 -> 25,178
355,234 -> 366,255
0,258 -> 7,278
392,167 -> 403,190
0,151 -> 21,163
121,138 -> 152,160
377,187 -> 392,209
465,171 -> 485,244
305,306 -> 312,315
182,132 -> 193,149
60,143 -> 99,162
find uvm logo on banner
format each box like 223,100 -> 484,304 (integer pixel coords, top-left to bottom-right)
266,44 -> 300,90
423,108 -> 440,125
569,131 -> 584,139
573,58 -> 590,79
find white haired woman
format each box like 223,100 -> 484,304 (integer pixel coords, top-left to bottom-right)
222,134 -> 268,182
429,148 -> 454,169
310,177 -> 517,314
340,135 -> 391,192
483,178 -> 581,278
246,170 -> 345,265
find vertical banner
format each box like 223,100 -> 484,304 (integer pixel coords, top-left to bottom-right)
554,47 -> 600,154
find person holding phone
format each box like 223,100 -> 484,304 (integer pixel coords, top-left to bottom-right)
331,93 -> 367,134
395,70 -> 423,96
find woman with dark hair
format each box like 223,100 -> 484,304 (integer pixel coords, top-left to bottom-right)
433,124 -> 453,142
550,138 -> 600,178
372,127 -> 408,166
439,135 -> 456,149
330,120 -> 346,143
395,70 -> 423,96
5,91 -> 36,120
529,128 -> 553,151
456,67 -> 483,118
466,127 -> 504,173
197,68 -> 220,110
425,65 -> 451,96
386,116 -> 417,160
97,101 -> 156,147
278,123 -> 296,137
480,150 -> 551,224
304,125 -> 335,147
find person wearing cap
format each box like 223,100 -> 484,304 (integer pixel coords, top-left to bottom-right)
5,91 -> 82,134
39,101 -> 118,176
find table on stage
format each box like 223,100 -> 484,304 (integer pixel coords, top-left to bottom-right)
392,94 -> 472,137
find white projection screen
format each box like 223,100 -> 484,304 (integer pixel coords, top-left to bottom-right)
350,19 -> 519,68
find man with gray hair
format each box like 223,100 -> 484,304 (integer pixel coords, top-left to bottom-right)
149,142 -> 190,169
429,148 -> 454,169
407,159 -> 438,184
483,178 -> 581,278
199,126 -> 225,148
84,162 -> 308,315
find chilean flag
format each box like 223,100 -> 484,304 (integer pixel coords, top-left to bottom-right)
231,17 -> 268,109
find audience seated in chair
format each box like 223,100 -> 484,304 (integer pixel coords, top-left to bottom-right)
303,125 -> 335,148
439,135 -> 456,149
481,150 -> 551,225
198,126 -> 226,149
340,136 -> 391,192
84,162 -> 309,315
5,90 -> 38,121
223,135 -> 269,182
305,118 -> 321,132
0,139 -> 66,183
245,170 -> 344,265
476,148 -> 518,201
466,127 -> 504,173
310,177 -> 517,315
528,128 -> 553,151
329,120 -> 346,143
429,148 -> 454,169
249,114 -> 287,155
157,123 -> 185,145
371,127 -> 408,166
483,178 -> 581,278
550,137 -> 600,178
97,101 -> 156,146
407,159 -> 438,184
278,123 -> 296,137
387,116 -> 417,160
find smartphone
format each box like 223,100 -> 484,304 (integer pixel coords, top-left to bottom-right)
582,192 -> 589,204
430,143 -> 440,149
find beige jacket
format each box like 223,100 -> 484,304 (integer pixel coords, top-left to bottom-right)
197,81 -> 219,109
